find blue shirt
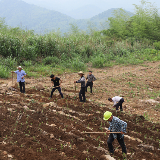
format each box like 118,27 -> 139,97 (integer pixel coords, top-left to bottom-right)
14,70 -> 26,82
108,116 -> 127,139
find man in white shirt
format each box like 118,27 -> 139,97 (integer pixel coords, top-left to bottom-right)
108,96 -> 124,111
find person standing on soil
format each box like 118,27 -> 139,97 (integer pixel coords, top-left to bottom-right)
108,96 -> 124,111
11,66 -> 27,93
50,74 -> 63,98
103,111 -> 127,159
74,71 -> 86,102
86,71 -> 96,93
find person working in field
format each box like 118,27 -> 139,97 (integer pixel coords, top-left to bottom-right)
108,96 -> 124,111
86,71 -> 96,93
50,74 -> 63,98
74,71 -> 86,102
11,66 -> 27,93
103,111 -> 127,160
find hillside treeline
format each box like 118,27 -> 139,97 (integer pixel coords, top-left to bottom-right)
0,0 -> 160,78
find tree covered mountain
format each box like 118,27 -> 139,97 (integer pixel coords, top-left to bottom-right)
0,0 -> 132,33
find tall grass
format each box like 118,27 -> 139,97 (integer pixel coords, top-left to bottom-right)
0,23 -> 160,78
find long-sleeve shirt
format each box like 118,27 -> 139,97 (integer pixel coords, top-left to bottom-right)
112,96 -> 122,106
108,116 -> 127,139
76,76 -> 85,88
86,74 -> 96,82
14,70 -> 26,82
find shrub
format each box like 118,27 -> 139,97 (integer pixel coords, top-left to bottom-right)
154,41 -> 160,50
0,65 -> 9,78
71,58 -> 87,71
43,56 -> 59,66
91,54 -> 107,68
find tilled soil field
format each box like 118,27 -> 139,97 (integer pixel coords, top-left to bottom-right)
0,88 -> 160,160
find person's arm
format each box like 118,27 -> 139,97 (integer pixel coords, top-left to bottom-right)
120,120 -> 127,134
106,124 -> 112,134
86,75 -> 88,80
112,98 -> 117,107
51,81 -> 54,87
11,71 -> 16,73
92,75 -> 97,81
76,77 -> 85,83
59,79 -> 62,87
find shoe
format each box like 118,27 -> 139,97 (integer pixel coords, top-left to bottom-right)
109,152 -> 114,156
120,109 -> 123,111
122,153 -> 127,160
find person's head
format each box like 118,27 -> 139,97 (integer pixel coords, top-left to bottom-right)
78,71 -> 84,77
108,98 -> 112,102
89,71 -> 92,75
17,66 -> 23,71
103,111 -> 113,122
50,74 -> 56,80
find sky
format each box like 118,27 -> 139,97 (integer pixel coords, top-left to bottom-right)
22,0 -> 160,18
23,0 -> 160,10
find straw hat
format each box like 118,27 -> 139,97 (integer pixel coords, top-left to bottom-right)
17,66 -> 23,69
78,71 -> 84,75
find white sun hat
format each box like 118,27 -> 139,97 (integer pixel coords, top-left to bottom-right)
17,66 -> 23,69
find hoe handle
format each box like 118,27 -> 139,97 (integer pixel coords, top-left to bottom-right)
82,132 -> 121,134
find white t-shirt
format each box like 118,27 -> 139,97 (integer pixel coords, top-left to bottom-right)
112,96 -> 122,106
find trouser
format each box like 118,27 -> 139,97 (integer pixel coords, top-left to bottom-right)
19,82 -> 25,93
79,87 -> 86,102
107,133 -> 127,154
115,98 -> 124,110
51,87 -> 63,98
86,82 -> 93,93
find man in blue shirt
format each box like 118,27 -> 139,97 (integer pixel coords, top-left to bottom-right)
103,111 -> 127,159
11,66 -> 27,93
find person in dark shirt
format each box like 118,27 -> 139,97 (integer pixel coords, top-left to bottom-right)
74,71 -> 86,102
50,74 -> 63,98
86,71 -> 96,93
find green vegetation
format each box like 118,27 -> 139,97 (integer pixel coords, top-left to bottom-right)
0,0 -> 160,78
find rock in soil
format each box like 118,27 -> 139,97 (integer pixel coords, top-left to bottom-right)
35,83 -> 44,90
99,155 -> 115,160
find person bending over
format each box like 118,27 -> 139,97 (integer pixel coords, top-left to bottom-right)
50,74 -> 63,98
108,96 -> 124,111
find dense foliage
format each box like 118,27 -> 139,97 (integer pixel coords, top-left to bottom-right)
0,0 -> 160,78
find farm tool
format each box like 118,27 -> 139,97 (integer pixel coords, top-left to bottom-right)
81,132 -> 121,134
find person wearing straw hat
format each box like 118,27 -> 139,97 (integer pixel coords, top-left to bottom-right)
103,111 -> 127,159
74,71 -> 86,102
11,66 -> 27,93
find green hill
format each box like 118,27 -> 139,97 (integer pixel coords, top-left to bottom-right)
0,0 -> 132,33
0,0 -> 74,33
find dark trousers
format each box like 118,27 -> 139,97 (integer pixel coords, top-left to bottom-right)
19,82 -> 25,93
115,98 -> 124,110
86,82 -> 93,93
107,133 -> 127,154
51,87 -> 63,98
79,87 -> 86,102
